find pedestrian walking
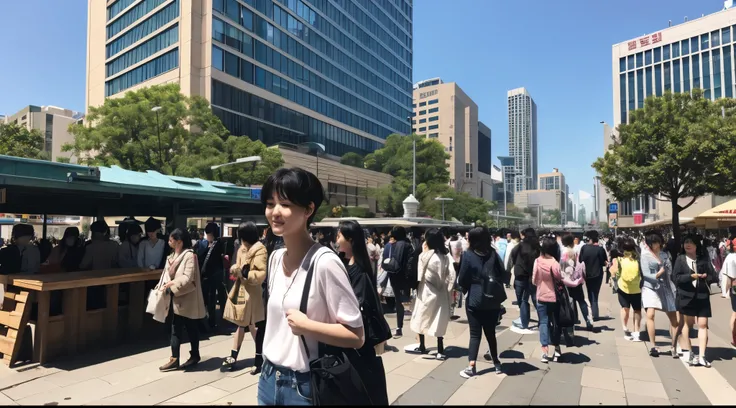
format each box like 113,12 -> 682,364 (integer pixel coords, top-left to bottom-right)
533,236 -> 564,363
611,237 -> 643,342
509,228 -> 540,333
560,234 -> 593,332
379,226 -> 415,338
578,230 -> 608,321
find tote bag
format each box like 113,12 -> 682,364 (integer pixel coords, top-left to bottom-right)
146,270 -> 171,323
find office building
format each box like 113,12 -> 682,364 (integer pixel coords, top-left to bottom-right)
477,121 -> 492,201
609,5 -> 736,227
539,168 -> 565,192
412,78 -> 479,197
1,105 -> 82,162
507,87 -> 537,192
497,155 -> 516,204
87,0 -> 413,159
491,164 -> 505,203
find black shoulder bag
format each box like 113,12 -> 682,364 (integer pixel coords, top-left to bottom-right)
298,250 -> 373,406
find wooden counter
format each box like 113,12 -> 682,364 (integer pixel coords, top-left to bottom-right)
0,268 -> 163,365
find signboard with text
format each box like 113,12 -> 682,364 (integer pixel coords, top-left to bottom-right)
609,203 -> 618,214
627,32 -> 662,51
608,213 -> 618,228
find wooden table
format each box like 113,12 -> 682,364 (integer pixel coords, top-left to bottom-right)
1,268 -> 162,364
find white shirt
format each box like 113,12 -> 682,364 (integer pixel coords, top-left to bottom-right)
505,240 -> 518,270
263,245 -> 363,373
723,253 -> 736,280
137,238 -> 165,269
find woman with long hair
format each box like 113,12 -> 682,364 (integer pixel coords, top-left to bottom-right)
159,228 -> 206,372
457,227 -> 508,377
223,222 -> 268,373
380,226 -> 414,338
336,220 -> 390,405
46,227 -> 85,272
118,224 -> 143,269
409,228 -> 456,360
640,230 -> 681,357
560,234 -> 592,332
672,234 -> 716,367
533,236 -> 564,363
257,168 -> 364,406
611,238 -> 643,342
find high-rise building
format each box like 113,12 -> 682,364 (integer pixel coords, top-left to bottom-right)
1,105 -> 82,162
507,87 -> 537,192
412,78 -> 479,197
539,168 -> 565,192
477,121 -> 492,201
497,155 -> 516,204
87,0 -> 413,158
609,6 -> 736,227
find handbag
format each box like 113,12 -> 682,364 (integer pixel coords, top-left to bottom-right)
223,278 -> 247,326
298,250 -> 373,406
381,245 -> 401,274
146,269 -> 171,323
550,265 -> 576,327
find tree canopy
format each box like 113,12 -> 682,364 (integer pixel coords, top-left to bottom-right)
65,84 -> 283,186
340,152 -> 365,168
0,122 -> 49,160
593,89 -> 736,245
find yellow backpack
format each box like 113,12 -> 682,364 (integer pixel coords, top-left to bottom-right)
618,257 -> 640,284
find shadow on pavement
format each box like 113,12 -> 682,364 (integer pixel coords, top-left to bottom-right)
706,346 -> 736,362
499,361 -> 542,376
560,352 -> 591,364
442,346 -> 469,360
499,350 -> 524,359
184,357 -> 227,373
572,336 -> 599,347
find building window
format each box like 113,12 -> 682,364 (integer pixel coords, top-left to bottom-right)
428,133 -> 438,138
724,27 -> 732,45
645,66 -> 653,97
703,51 -> 711,99
628,55 -> 635,69
644,50 -> 652,65
653,48 -> 661,63
106,0 -> 168,39
428,124 -> 438,130
693,54 -> 701,89
691,36 -> 699,53
712,30 -> 721,47
725,46 -> 733,97
419,101 -> 426,107
428,107 -> 438,113
428,116 -> 438,122
106,24 -> 179,78
419,127 -> 426,132
701,33 -> 710,50
428,99 -> 438,105
636,52 -> 643,68
683,57 -> 691,92
663,63 -> 671,92
105,48 -> 179,96
105,0 -> 180,58
663,44 -> 670,60
681,39 -> 690,55
620,57 -> 626,72
419,118 -> 426,123
654,64 -> 662,96
419,110 -> 426,115
465,163 -> 473,179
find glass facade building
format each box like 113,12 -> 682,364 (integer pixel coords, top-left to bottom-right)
210,0 -> 413,157
95,0 -> 413,158
507,87 -> 538,192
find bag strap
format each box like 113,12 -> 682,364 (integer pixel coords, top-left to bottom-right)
299,248 -> 329,360
201,241 -> 217,273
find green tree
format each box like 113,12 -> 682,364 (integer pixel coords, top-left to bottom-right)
0,122 -> 49,160
340,152 -> 365,168
544,209 -> 562,225
592,89 -> 732,245
65,84 -> 283,186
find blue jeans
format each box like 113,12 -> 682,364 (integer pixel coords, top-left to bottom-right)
537,301 -> 561,348
257,360 -> 312,406
514,279 -> 537,329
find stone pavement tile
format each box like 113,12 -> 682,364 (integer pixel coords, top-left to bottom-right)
390,357 -> 442,380
582,350 -> 622,371
579,386 -> 627,405
209,373 -> 259,393
211,383 -> 258,406
2,378 -> 61,401
43,356 -> 142,388
650,353 -> 710,406
92,360 -> 230,405
381,351 -> 417,373
624,378 -> 668,399
679,358 -> 736,406
615,336 -> 643,348
485,369 -> 543,406
445,374 -> 504,405
393,377 -> 459,405
14,379 -> 113,406
97,358 -> 175,393
385,372 -> 419,404
619,354 -> 655,369
580,366 -> 624,393
165,385 -> 231,404
621,365 -> 660,382
625,393 -> 672,405
0,392 -> 17,405
616,343 -> 649,357
0,365 -> 60,390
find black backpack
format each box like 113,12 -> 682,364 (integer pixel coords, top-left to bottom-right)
479,254 -> 507,308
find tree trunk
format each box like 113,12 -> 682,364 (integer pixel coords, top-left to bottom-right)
671,197 -> 681,251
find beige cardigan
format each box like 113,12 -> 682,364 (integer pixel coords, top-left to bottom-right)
168,250 -> 206,320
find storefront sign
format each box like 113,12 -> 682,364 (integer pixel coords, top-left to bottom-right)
419,89 -> 438,99
609,203 -> 618,214
627,32 -> 662,51
608,213 -> 618,228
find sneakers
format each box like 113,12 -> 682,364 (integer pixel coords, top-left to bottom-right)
586,322 -> 594,331
630,332 -> 642,342
393,328 -> 403,338
541,353 -> 550,363
510,326 -> 536,335
688,352 -> 699,367
159,357 -> 180,372
483,350 -> 493,361
459,366 -> 476,379
649,347 -> 659,357
435,353 -> 447,361
623,330 -> 632,340
180,353 -> 201,370
493,363 -> 503,375
699,356 -> 712,368
406,346 -> 428,355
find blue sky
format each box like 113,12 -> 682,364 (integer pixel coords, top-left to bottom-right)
0,0 -> 725,205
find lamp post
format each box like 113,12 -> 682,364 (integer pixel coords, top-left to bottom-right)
296,142 -> 326,180
210,155 -> 262,170
434,197 -> 453,220
407,116 -> 416,196
151,106 -> 163,171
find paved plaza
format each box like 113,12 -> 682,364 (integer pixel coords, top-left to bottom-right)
1,284 -> 736,405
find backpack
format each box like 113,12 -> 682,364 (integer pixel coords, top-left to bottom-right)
479,253 -> 507,308
618,257 -> 639,283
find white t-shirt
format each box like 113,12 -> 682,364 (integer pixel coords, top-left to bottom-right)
723,253 -> 736,280
138,238 -> 166,269
263,244 -> 363,373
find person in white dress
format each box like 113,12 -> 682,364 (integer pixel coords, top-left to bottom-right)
408,229 -> 456,360
722,239 -> 736,347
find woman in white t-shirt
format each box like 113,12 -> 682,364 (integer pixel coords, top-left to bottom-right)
257,168 -> 364,406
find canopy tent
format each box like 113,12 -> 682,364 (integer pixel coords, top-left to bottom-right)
628,217 -> 694,229
692,198 -> 736,228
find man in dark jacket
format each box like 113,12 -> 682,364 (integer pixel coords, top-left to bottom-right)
579,230 -> 608,321
199,222 -> 226,332
379,226 -> 414,338
509,228 -> 539,333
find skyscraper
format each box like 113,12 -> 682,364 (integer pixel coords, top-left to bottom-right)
87,0 -> 413,158
507,87 -> 537,192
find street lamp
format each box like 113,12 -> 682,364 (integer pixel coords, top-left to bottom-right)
151,106 -> 163,171
296,142 -> 326,179
210,155 -> 262,170
434,197 -> 453,220
407,116 -> 416,196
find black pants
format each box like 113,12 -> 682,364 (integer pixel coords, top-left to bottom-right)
393,287 -> 410,329
203,276 -> 227,329
254,320 -> 266,364
466,307 -> 501,363
586,275 -> 604,320
171,314 -> 200,359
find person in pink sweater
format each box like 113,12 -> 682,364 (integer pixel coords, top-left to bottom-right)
532,236 -> 563,363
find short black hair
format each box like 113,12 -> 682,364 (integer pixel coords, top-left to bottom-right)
562,234 -> 575,248
238,221 -> 260,245
90,220 -> 109,234
586,230 -> 600,243
261,167 -> 324,228
205,222 -> 221,238
621,237 -> 637,257
522,228 -> 536,239
169,228 -> 192,249
391,226 -> 407,241
424,228 -> 448,255
644,230 -> 664,249
509,230 -> 520,240
468,227 -> 492,253
540,236 -> 559,257
126,224 -> 143,238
